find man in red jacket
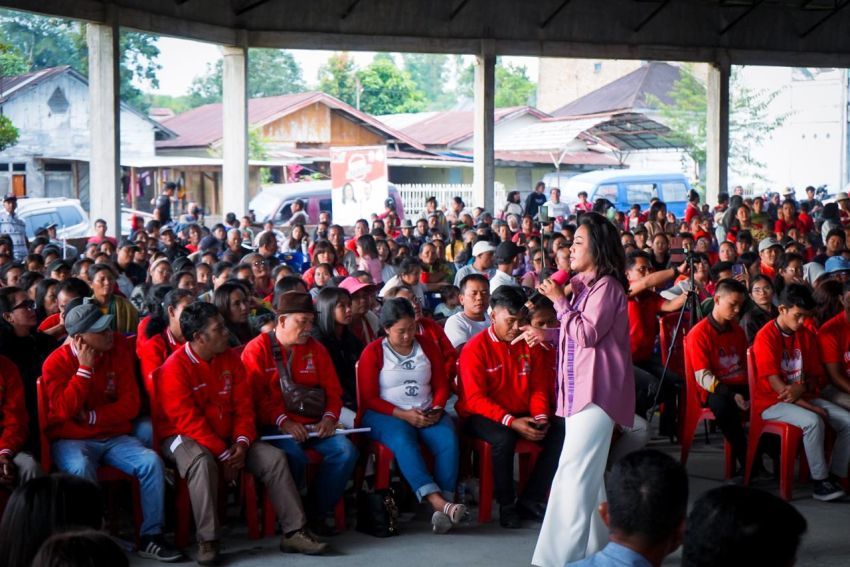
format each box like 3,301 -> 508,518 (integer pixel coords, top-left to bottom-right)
42,300 -> 180,562
0,355 -> 42,487
158,302 -> 325,565
457,286 -> 563,529
243,292 -> 357,535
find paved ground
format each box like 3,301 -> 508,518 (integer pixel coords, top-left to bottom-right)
128,431 -> 850,566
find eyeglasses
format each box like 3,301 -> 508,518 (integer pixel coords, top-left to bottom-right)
11,299 -> 35,311
751,286 -> 772,294
252,260 -> 266,267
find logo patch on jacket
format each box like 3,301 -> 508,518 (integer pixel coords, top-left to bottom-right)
219,372 -> 233,396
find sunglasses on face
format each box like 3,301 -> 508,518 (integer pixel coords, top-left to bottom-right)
11,299 -> 35,311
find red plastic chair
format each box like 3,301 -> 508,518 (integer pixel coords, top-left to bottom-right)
659,311 -> 690,379
679,334 -> 734,478
467,436 -> 542,523
36,377 -> 143,546
745,349 -> 808,500
146,369 -> 262,547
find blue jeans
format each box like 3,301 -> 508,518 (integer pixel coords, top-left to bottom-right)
132,417 -> 153,449
362,410 -> 458,501
263,427 -> 359,516
51,435 -> 166,536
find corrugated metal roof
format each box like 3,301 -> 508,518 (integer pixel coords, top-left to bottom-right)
384,106 -> 550,147
494,116 -> 606,151
157,91 -> 425,150
551,62 -> 683,118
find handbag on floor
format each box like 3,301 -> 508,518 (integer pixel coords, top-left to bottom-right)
356,488 -> 400,538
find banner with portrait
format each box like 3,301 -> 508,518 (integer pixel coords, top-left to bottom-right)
330,145 -> 388,226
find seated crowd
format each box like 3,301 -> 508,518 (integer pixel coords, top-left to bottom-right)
0,184 -> 845,566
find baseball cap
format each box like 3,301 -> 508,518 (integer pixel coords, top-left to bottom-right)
117,239 -> 139,251
825,256 -> 850,274
338,276 -> 375,296
493,241 -> 525,264
472,241 -> 497,257
757,237 -> 782,253
64,299 -> 114,336
3,193 -> 16,202
47,259 -> 70,274
199,235 -> 220,252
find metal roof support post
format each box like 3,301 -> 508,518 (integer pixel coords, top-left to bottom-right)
222,41 -> 249,219
87,13 -> 121,237
473,41 -> 495,212
706,56 -> 730,208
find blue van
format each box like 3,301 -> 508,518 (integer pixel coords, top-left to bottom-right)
558,170 -> 692,218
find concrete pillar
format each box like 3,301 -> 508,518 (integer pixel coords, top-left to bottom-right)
706,58 -> 730,207
222,45 -> 249,218
473,47 -> 496,212
87,20 -> 121,237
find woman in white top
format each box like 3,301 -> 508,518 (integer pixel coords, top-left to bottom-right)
357,298 -> 467,533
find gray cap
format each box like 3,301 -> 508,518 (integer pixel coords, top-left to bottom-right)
64,299 -> 114,336
757,237 -> 782,253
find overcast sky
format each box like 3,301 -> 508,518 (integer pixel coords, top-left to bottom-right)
151,36 -> 539,96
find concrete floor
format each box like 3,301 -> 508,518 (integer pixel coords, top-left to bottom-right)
129,432 -> 850,567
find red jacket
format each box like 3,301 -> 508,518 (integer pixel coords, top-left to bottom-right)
137,327 -> 183,394
41,334 -> 139,441
37,313 -> 61,334
158,344 -> 255,460
456,325 -> 552,426
417,317 -> 458,381
0,356 -> 28,456
242,333 -> 343,427
357,335 -> 450,419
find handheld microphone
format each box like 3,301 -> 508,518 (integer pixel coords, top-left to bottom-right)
526,269 -> 571,307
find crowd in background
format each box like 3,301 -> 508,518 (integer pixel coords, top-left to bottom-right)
0,177 -> 848,566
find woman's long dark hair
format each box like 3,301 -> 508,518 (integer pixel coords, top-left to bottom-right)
314,287 -> 350,338
146,287 -> 195,339
34,278 -> 58,323
580,212 -> 628,290
0,473 -> 103,567
813,279 -> 844,327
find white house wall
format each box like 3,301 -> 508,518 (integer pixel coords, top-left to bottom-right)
0,71 -> 158,199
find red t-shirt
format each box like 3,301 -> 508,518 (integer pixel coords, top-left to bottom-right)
688,316 -> 748,404
752,321 -> 822,416
774,218 -> 808,237
628,291 -> 666,362
760,263 -> 776,281
818,312 -> 850,380
684,202 -> 700,224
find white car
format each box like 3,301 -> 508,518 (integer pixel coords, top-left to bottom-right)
15,197 -> 151,239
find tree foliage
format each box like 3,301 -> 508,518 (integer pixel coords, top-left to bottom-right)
188,48 -> 305,107
355,56 -> 425,115
0,10 -> 161,111
647,64 -> 789,181
0,113 -> 19,151
317,52 -> 358,107
402,53 -> 453,110
456,58 -> 537,108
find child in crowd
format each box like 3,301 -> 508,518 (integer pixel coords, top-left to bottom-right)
434,285 -> 461,319
310,263 -> 334,300
356,235 -> 384,285
752,283 -> 850,501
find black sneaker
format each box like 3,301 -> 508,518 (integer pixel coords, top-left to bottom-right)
517,498 -> 546,522
813,479 -> 845,502
499,503 -> 522,529
138,535 -> 182,563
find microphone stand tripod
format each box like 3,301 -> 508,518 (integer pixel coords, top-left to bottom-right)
647,250 -> 701,437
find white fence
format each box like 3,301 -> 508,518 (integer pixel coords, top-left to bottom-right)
396,183 -> 506,218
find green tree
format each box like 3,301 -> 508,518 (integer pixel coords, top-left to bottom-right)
317,52 -> 358,107
143,93 -> 194,115
0,10 -> 161,110
356,56 -> 425,115
647,64 -> 788,181
0,43 -> 28,76
0,114 -> 18,151
456,58 -> 537,108
187,48 -> 305,106
402,53 -> 452,110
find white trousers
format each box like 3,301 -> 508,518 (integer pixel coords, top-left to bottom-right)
532,403 -> 614,567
